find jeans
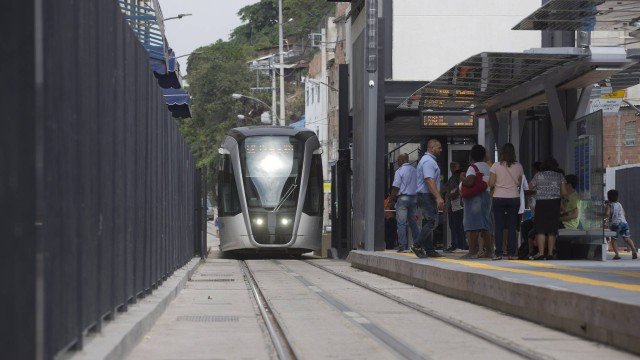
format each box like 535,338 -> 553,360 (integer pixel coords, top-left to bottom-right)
416,193 -> 438,251
448,209 -> 465,249
396,195 -> 420,250
492,197 -> 520,256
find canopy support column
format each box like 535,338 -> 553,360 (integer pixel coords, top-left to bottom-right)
545,84 -> 570,168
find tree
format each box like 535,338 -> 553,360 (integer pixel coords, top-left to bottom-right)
179,40 -> 254,191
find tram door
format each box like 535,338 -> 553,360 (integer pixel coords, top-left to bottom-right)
445,144 -> 473,249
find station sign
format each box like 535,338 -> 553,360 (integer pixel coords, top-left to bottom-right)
421,113 -> 475,129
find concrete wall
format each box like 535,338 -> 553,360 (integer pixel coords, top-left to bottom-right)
392,0 -> 541,81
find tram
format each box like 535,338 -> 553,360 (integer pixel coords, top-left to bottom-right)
216,126 -> 324,255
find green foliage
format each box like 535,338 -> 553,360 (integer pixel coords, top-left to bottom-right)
178,1 -> 336,196
230,0 -> 334,49
180,40 -> 254,188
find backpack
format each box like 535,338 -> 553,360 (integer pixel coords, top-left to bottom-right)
460,164 -> 488,198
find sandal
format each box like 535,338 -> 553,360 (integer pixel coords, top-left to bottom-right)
461,252 -> 478,259
491,255 -> 503,261
532,254 -> 545,260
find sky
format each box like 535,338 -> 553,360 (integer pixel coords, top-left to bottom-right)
158,0 -> 258,72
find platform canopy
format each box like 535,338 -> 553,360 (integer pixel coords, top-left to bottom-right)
399,52 -> 587,111
512,0 -> 640,32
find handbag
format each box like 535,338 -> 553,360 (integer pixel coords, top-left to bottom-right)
461,164 -> 487,198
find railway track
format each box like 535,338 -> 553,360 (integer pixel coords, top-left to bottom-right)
240,258 -> 556,360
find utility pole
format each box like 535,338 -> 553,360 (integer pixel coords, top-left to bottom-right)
321,27 -> 329,228
364,0 -> 382,251
278,0 -> 286,126
271,56 -> 277,126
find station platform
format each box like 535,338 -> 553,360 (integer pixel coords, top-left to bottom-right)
347,249 -> 640,355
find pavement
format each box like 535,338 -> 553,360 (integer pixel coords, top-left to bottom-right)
348,249 -> 640,355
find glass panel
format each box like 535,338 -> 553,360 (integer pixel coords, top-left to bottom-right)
242,136 -> 302,209
574,110 -> 604,234
304,154 -> 323,216
217,154 -> 241,216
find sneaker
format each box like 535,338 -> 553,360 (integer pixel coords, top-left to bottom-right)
613,255 -> 621,260
633,253 -> 638,260
443,247 -> 456,253
425,250 -> 443,258
411,246 -> 427,258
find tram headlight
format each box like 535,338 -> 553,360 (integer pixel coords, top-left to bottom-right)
281,218 -> 291,226
254,218 -> 264,226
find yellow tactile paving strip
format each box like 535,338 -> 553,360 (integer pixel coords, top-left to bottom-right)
382,250 -> 640,292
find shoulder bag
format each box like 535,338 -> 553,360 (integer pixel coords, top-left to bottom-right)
461,164 -> 487,198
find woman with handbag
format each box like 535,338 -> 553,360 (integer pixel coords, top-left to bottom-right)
488,143 -> 523,260
460,145 -> 492,258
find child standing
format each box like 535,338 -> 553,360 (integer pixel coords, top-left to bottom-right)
605,189 -> 638,260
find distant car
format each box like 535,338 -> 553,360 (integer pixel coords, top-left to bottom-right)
206,198 -> 215,221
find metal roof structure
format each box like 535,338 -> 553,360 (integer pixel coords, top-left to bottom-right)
399,52 -> 587,111
118,0 -> 190,117
119,0 -> 168,64
611,62 -> 640,90
512,0 -> 640,32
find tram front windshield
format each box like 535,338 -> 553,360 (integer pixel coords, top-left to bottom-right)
242,136 -> 302,209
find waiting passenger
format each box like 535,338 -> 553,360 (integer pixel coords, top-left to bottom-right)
460,145 -> 492,259
388,153 -> 420,253
444,169 -> 466,252
529,157 -> 567,260
605,189 -> 638,260
560,174 -> 580,230
488,143 -> 523,260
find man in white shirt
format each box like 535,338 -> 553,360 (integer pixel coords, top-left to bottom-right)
413,139 -> 445,258
389,154 -> 419,252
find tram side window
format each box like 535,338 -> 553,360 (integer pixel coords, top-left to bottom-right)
303,154 -> 323,216
218,154 -> 242,216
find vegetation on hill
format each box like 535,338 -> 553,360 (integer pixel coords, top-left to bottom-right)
179,0 -> 335,195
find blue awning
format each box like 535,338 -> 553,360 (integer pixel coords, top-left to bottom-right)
154,49 -> 183,89
163,88 -> 191,118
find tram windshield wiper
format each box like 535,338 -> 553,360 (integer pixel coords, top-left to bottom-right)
272,182 -> 297,213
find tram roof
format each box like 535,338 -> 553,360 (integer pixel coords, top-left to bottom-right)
228,126 -> 316,141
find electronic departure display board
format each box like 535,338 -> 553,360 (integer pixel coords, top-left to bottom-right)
422,114 -> 475,129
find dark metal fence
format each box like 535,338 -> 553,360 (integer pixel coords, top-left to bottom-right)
1,1 -> 206,359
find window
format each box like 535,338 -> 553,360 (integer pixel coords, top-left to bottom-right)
311,87 -> 314,104
316,85 -> 320,102
217,154 -> 242,216
306,89 -> 309,106
241,136 -> 302,209
625,121 -> 636,146
303,154 -> 323,216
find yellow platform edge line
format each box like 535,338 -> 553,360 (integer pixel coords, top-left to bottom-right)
514,259 -> 640,280
434,258 -> 640,292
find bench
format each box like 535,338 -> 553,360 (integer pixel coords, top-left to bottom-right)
556,228 -> 614,261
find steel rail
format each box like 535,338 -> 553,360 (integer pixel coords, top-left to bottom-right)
239,260 -> 297,360
304,260 -> 555,360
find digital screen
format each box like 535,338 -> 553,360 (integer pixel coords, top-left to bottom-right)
422,114 -> 475,128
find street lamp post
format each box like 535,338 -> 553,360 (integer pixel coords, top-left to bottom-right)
231,93 -> 278,125
164,13 -> 192,21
